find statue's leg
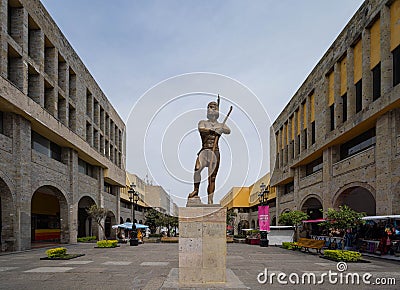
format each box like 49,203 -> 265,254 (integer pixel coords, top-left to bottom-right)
188,155 -> 204,198
207,152 -> 220,204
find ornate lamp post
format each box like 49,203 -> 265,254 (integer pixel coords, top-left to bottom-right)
258,182 -> 269,247
128,182 -> 139,246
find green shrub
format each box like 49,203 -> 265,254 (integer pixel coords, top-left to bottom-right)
46,247 -> 67,258
324,250 -> 362,261
234,234 -> 246,239
77,236 -> 97,242
282,242 -> 298,250
96,240 -> 118,248
149,234 -> 163,238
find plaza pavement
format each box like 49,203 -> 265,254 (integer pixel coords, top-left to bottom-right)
0,242 -> 399,290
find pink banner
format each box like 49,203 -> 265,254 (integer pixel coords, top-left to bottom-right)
258,205 -> 270,231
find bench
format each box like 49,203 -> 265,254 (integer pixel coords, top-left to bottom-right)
297,238 -> 325,254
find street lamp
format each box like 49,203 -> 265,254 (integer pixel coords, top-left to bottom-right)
128,182 -> 139,246
258,182 -> 269,247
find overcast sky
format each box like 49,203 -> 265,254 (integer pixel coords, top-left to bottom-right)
41,0 -> 364,208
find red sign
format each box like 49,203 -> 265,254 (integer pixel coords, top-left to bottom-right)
258,205 -> 270,231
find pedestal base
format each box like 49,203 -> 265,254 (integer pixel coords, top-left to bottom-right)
179,205 -> 227,285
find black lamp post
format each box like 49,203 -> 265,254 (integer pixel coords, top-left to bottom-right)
258,182 -> 269,247
128,182 -> 139,246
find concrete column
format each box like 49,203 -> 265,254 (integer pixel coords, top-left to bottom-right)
375,112 -> 392,215
362,28 -> 372,108
116,187 -> 121,225
322,148 -> 333,215
306,96 -> 312,148
380,5 -> 393,96
12,114 -> 32,251
347,47 -> 356,118
288,117 -> 293,162
299,102 -> 305,153
334,63 -> 343,127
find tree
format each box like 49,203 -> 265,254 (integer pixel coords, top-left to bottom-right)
279,210 -> 309,241
86,205 -> 108,240
145,208 -> 163,234
226,209 -> 237,235
319,205 -> 366,238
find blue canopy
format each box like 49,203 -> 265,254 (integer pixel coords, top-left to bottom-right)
112,222 -> 149,230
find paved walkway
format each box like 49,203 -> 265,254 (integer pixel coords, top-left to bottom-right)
0,243 -> 399,289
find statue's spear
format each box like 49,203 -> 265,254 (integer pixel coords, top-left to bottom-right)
209,104 -> 233,171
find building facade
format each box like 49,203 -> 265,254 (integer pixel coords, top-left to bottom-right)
220,173 -> 276,235
0,0 -> 126,251
270,0 -> 400,220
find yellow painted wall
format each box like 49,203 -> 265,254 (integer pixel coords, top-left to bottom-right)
232,187 -> 250,208
291,115 -> 295,140
31,192 -> 59,216
354,40 -> 362,83
303,102 -> 307,129
340,57 -> 347,96
370,18 -> 381,69
310,94 -> 315,122
390,0 -> 400,51
297,110 -> 300,135
328,71 -> 334,106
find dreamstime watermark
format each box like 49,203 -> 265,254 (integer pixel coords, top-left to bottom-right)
257,262 -> 396,286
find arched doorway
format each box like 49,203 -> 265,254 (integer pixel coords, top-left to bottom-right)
271,216 -> 276,226
251,220 -> 255,229
301,197 -> 323,220
120,217 -> 124,224
31,186 -> 68,245
0,177 -> 15,252
334,186 -> 376,215
301,196 -> 323,235
238,220 -> 249,234
78,196 -> 97,238
105,211 -> 116,239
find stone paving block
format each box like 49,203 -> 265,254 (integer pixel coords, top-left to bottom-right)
24,267 -> 74,273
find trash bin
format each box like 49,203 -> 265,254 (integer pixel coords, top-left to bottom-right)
260,231 -> 269,247
130,238 -> 138,246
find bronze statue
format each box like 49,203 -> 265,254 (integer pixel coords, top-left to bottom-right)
188,96 -> 232,204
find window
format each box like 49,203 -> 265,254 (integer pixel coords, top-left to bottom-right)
284,182 -> 294,195
303,129 -> 307,149
306,157 -> 323,176
78,158 -> 96,178
330,105 -> 335,131
340,128 -> 376,160
355,80 -> 362,113
297,135 -> 300,155
0,112 -> 3,134
342,94 -> 347,122
31,131 -> 61,161
372,63 -> 381,101
311,121 -> 315,144
394,45 -> 400,87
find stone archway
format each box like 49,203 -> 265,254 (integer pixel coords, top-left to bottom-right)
334,186 -> 376,215
78,196 -> 97,238
105,211 -> 116,239
301,196 -> 323,220
0,176 -> 15,252
31,185 -> 69,244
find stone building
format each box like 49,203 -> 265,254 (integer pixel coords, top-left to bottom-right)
220,173 -> 276,235
270,0 -> 400,220
0,0 -> 126,251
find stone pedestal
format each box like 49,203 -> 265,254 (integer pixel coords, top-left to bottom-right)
179,204 -> 226,286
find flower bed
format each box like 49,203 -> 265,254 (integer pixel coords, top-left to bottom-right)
323,250 -> 362,262
77,236 -> 97,243
96,240 -> 118,248
41,247 -> 85,260
282,242 -> 298,250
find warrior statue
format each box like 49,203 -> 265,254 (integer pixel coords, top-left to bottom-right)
188,96 -> 232,204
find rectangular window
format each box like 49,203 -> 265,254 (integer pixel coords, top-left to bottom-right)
355,80 -> 362,113
311,121 -> 315,144
340,127 -> 376,160
303,129 -> 307,149
78,158 -> 96,178
372,63 -> 381,101
306,157 -> 323,176
31,131 -> 61,162
0,112 -> 3,134
394,45 -> 400,87
342,93 -> 347,122
297,135 -> 300,155
284,182 -> 294,195
330,105 -> 335,131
